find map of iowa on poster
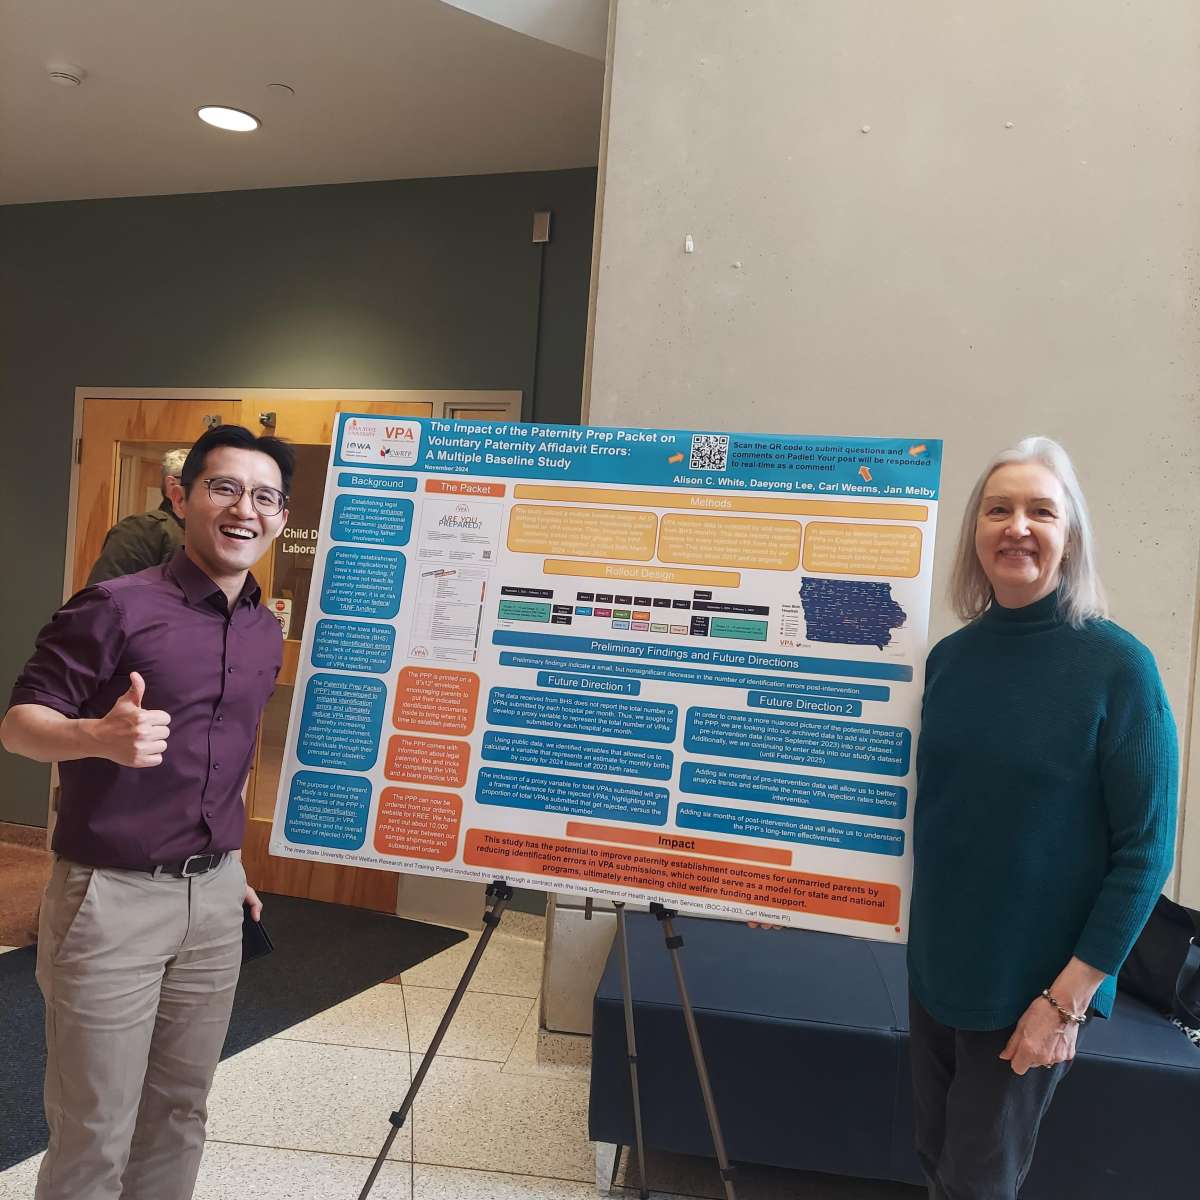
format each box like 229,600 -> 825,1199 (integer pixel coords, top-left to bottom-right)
270,416 -> 942,942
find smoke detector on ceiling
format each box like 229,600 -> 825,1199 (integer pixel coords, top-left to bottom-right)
47,62 -> 86,87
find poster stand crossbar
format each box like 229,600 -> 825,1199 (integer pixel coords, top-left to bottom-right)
358,879 -> 514,1200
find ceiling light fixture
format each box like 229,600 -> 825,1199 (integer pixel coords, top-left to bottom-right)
197,105 -> 260,133
47,62 -> 86,87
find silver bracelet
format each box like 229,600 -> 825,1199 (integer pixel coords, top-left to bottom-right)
1040,988 -> 1088,1026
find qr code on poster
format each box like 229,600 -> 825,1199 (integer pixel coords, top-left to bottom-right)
689,434 -> 729,471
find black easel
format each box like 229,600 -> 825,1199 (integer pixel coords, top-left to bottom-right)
647,902 -> 739,1200
612,902 -> 650,1200
359,879 -> 514,1200
604,902 -> 738,1200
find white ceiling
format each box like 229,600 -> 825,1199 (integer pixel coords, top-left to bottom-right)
0,0 -> 606,205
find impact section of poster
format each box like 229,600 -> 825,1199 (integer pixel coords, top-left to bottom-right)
285,771 -> 372,851
311,619 -> 396,675
319,547 -> 405,619
684,707 -> 910,776
297,673 -> 387,771
476,766 -> 669,825
461,831 -> 902,925
330,493 -> 414,548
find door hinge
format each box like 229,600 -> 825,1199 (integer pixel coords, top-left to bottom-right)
74,437 -> 82,464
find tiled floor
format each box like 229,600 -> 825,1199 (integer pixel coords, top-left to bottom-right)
0,910 -> 922,1200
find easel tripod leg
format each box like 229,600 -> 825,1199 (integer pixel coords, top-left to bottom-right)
649,904 -> 738,1200
614,903 -> 650,1200
358,880 -> 514,1200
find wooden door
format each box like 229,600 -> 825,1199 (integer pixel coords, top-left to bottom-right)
74,398 -> 239,594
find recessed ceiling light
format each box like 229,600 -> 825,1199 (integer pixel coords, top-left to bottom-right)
47,62 -> 86,87
197,106 -> 260,133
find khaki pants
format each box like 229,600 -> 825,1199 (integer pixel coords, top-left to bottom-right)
35,855 -> 244,1200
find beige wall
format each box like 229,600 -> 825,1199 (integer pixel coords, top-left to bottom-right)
585,0 -> 1200,902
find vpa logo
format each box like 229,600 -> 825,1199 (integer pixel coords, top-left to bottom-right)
340,416 -> 421,466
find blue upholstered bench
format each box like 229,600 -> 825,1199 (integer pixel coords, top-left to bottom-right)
588,913 -> 1199,1197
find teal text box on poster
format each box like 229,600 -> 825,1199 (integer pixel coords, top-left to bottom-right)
677,802 -> 904,856
536,671 -> 640,696
337,472 -> 418,493
284,771 -> 372,850
477,767 -> 668,826
497,652 -> 890,700
311,619 -> 396,675
331,493 -> 413,547
480,731 -> 672,780
298,673 -> 387,771
683,707 -> 910,775
319,547 -> 405,619
679,761 -> 907,819
487,687 -> 677,744
747,691 -> 862,718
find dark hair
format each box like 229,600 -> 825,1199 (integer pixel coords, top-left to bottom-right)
180,425 -> 296,497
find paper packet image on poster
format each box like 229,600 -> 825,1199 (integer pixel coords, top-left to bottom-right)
270,417 -> 942,942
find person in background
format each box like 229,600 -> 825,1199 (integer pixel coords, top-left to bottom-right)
86,446 -> 188,584
1,425 -> 293,1200
908,435 -> 1177,1199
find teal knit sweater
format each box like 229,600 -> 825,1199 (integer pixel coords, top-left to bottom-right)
908,590 -> 1177,1030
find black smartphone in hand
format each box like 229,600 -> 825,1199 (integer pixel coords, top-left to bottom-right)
241,902 -> 274,963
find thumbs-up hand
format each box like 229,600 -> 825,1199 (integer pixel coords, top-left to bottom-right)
92,672 -> 172,767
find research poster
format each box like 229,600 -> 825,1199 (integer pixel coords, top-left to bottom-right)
270,416 -> 942,941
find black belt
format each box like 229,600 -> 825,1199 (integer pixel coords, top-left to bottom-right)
149,852 -> 228,879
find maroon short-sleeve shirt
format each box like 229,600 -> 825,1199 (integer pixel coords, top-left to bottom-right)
8,550 -> 283,869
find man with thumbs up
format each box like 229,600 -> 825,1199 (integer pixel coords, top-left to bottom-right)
1,424 -> 294,1200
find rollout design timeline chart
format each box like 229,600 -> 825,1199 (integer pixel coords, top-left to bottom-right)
270,415 -> 942,941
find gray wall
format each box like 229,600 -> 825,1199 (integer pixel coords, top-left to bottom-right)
585,1 -> 1200,900
0,168 -> 596,826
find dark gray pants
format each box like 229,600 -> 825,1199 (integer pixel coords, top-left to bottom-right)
909,989 -> 1076,1200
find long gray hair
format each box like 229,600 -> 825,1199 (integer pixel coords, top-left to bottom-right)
949,436 -> 1108,627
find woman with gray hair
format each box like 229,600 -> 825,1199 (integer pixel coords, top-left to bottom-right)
907,436 -> 1176,1199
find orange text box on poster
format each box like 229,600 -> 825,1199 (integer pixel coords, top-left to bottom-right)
658,513 -> 802,571
374,787 -> 461,861
384,734 -> 470,787
802,522 -> 922,578
426,480 -> 506,497
508,504 -> 659,561
393,667 -> 479,736
464,830 -> 899,924
564,821 -> 792,867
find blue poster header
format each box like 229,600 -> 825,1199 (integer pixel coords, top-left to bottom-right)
333,414 -> 942,500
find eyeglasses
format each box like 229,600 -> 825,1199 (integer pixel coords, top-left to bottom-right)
202,476 -> 288,516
